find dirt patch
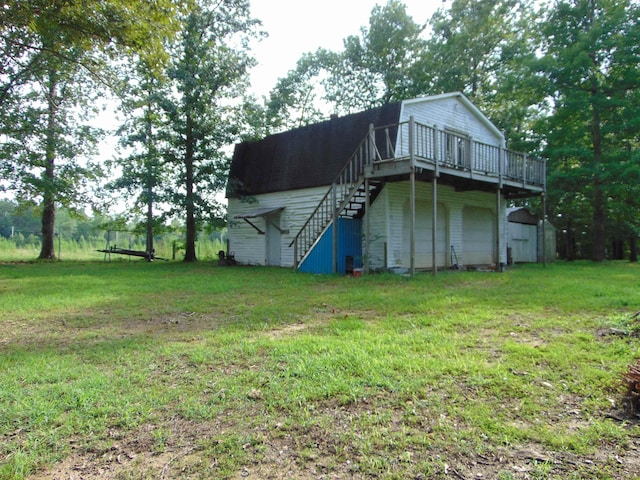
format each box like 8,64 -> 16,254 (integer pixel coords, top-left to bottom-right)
264,323 -> 310,340
29,398 -> 640,480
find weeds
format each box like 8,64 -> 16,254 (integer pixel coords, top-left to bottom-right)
623,360 -> 640,417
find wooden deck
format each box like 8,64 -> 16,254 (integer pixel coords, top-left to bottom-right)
366,120 -> 545,198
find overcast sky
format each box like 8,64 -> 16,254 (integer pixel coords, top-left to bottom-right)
247,0 -> 444,96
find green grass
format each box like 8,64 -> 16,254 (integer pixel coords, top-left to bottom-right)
1,261 -> 639,479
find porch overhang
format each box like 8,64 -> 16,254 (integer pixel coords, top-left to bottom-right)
234,207 -> 286,234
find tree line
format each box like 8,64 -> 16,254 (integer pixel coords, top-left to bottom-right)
1,0 -> 638,262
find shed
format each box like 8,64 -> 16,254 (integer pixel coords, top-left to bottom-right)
506,207 -> 556,264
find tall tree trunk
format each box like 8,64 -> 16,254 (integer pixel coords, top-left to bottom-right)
590,89 -> 606,262
183,113 -> 197,262
565,220 -> 575,261
611,238 -> 624,260
145,105 -> 154,259
630,236 -> 638,263
39,68 -> 58,260
146,180 -> 154,259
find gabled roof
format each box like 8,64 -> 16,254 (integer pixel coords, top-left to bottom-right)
228,102 -> 402,197
401,92 -> 505,146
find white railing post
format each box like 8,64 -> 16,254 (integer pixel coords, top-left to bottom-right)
498,147 -> 503,188
433,125 -> 439,176
368,123 -> 375,168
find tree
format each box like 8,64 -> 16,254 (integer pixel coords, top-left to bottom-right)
421,0 -> 544,147
340,0 -> 426,104
163,0 -> 261,262
261,1 -> 426,128
0,42 -> 103,258
0,0 -> 179,259
108,58 -> 173,257
0,0 -> 178,104
537,0 -> 640,261
264,52 -> 327,131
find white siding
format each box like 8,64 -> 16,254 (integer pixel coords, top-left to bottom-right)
398,95 -> 503,154
366,187 -> 389,268
401,199 -> 447,268
229,94 -> 510,271
366,182 -> 506,270
463,206 -> 495,265
227,185 -> 329,267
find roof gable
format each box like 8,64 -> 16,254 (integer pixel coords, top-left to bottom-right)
400,92 -> 505,145
228,102 -> 402,197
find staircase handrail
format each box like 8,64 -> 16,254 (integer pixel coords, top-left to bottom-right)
288,133 -> 371,251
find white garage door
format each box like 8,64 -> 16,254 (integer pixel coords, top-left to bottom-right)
462,206 -> 495,265
403,200 -> 447,269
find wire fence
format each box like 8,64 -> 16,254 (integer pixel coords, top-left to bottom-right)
0,230 -> 227,261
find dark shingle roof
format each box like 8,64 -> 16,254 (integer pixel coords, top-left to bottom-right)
228,102 -> 401,197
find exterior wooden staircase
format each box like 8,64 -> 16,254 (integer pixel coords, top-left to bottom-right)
289,117 -> 546,271
289,129 -> 382,269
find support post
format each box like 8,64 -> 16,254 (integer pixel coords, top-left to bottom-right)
496,187 -> 502,271
409,116 -> 416,277
365,177 -> 370,275
332,183 -> 338,274
432,126 -> 440,275
432,175 -> 438,275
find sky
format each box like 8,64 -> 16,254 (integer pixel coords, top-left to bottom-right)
89,0 -> 444,167
246,0 -> 445,97
0,1 -> 445,204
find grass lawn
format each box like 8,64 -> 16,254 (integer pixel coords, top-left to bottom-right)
1,260 -> 639,479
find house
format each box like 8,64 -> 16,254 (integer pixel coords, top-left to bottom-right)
227,92 -> 545,275
506,207 -> 556,264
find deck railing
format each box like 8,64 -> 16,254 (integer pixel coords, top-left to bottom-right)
290,119 -> 545,269
373,121 -> 546,187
